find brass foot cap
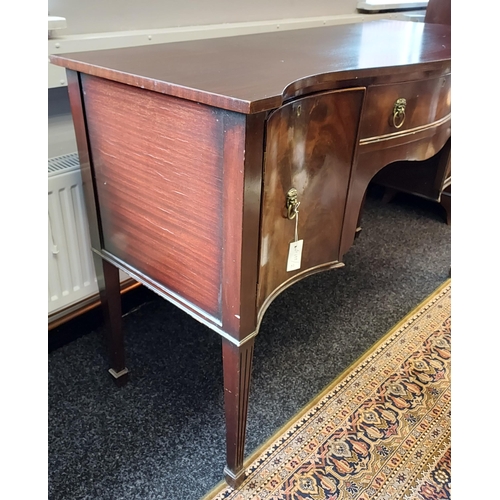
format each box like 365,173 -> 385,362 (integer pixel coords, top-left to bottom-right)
108,367 -> 129,387
223,466 -> 246,489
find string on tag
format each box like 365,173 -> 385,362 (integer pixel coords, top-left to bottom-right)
294,210 -> 299,243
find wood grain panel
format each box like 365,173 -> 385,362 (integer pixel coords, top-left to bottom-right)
81,74 -> 228,318
359,75 -> 451,139
257,88 -> 365,310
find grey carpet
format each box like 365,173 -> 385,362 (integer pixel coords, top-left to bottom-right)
48,186 -> 451,500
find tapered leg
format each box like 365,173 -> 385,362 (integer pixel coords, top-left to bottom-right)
222,337 -> 255,489
93,254 -> 129,386
355,189 -> 368,239
440,186 -> 451,225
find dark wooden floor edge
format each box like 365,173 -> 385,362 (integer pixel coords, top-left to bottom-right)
48,279 -> 140,330
48,280 -> 162,353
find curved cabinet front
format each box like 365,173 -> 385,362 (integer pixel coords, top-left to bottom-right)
257,88 -> 365,316
359,75 -> 451,141
338,73 -> 451,259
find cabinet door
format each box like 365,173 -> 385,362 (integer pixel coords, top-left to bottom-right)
257,88 -> 365,312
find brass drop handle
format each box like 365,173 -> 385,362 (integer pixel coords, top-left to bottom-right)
286,188 -> 300,220
391,98 -> 407,129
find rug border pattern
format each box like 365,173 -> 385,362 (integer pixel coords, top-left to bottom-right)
203,279 -> 451,500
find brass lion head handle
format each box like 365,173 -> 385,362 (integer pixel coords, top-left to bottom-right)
286,188 -> 300,220
391,98 -> 407,129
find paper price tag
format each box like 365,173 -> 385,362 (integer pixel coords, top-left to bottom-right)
286,239 -> 303,272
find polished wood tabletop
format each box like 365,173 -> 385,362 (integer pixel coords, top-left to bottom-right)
50,20 -> 451,113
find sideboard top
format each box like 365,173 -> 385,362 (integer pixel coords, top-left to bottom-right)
50,20 -> 451,114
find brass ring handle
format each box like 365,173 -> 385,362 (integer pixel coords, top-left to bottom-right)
391,98 -> 407,129
286,188 -> 300,219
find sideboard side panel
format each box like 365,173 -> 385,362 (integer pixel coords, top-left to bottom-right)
81,74 -> 226,319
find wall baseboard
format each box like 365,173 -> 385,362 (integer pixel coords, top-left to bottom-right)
48,279 -> 139,330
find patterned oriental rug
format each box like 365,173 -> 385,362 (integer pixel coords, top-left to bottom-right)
204,280 -> 451,500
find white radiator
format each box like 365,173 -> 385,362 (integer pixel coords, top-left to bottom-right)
48,153 -> 132,322
48,153 -> 98,315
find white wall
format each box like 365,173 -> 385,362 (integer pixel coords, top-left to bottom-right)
48,0 -> 359,35
48,87 -> 77,158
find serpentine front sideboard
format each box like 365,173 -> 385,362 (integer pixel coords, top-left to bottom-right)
50,19 -> 451,488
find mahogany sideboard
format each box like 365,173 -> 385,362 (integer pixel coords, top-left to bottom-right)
50,20 -> 451,488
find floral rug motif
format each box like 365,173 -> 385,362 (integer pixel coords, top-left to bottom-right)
205,280 -> 451,500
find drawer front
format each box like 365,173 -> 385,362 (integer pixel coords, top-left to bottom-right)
257,87 -> 365,311
359,75 -> 451,140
